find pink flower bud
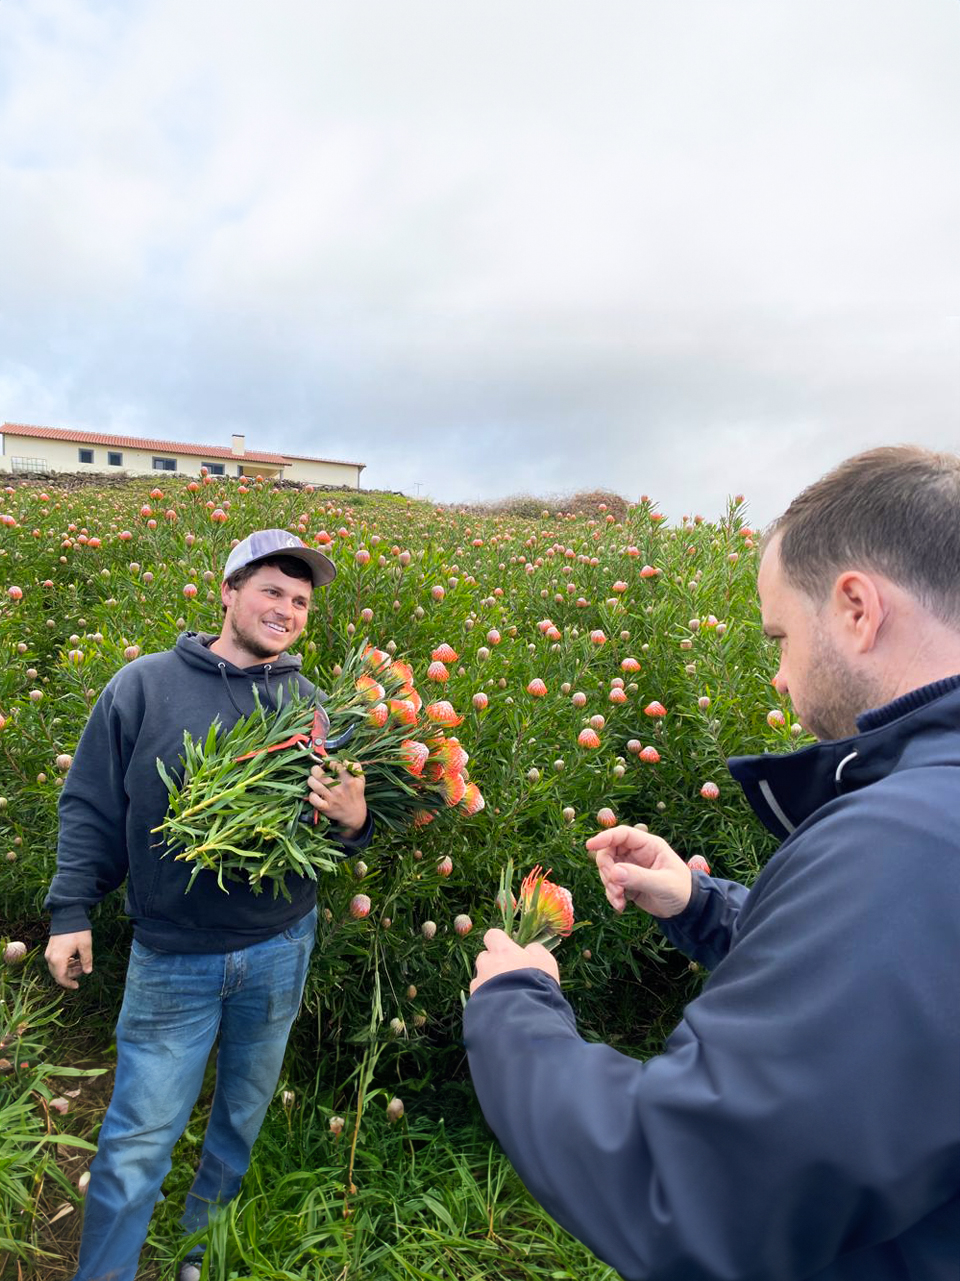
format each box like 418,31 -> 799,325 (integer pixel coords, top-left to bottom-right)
349,894 -> 371,919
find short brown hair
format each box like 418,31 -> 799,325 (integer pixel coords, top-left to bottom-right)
223,554 -> 313,614
768,445 -> 960,627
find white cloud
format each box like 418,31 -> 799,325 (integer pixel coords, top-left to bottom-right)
1,0 -> 957,525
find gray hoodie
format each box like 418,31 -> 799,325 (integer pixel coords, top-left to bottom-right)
45,631 -> 370,952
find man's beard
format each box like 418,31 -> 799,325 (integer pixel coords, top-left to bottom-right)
800,629 -> 885,742
229,615 -> 286,662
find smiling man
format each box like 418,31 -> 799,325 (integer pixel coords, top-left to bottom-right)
45,528 -> 371,1281
465,447 -> 960,1280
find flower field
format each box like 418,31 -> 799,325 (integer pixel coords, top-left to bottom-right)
0,474 -> 795,1277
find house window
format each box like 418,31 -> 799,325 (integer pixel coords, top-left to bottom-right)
201,461 -> 225,475
10,456 -> 47,473
152,457 -> 177,471
108,451 -> 123,467
79,448 -> 94,464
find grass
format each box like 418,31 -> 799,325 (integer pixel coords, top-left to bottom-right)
2,960 -> 620,1281
146,1081 -> 620,1281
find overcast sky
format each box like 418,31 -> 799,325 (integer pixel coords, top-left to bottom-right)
1,1 -> 958,526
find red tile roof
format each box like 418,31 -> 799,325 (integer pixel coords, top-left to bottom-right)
1,423 -> 364,469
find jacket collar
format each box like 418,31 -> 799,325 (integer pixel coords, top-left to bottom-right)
728,674 -> 960,839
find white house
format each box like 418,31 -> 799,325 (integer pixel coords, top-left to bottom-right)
0,423 -> 365,488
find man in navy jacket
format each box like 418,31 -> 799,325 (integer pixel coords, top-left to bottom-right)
465,446 -> 960,1280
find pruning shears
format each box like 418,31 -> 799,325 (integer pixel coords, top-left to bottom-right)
232,706 -> 357,828
299,716 -> 357,826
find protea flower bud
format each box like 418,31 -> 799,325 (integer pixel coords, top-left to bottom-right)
329,1115 -> 345,1136
597,807 -> 617,828
700,781 -> 720,800
687,854 -> 712,875
3,941 -> 27,966
562,806 -> 575,823
386,1097 -> 405,1122
436,856 -> 453,877
349,894 -> 372,919
281,1090 -> 296,1109
453,914 -> 473,936
421,920 -> 437,940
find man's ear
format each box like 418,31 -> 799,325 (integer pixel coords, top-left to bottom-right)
833,570 -> 886,653
220,580 -> 234,610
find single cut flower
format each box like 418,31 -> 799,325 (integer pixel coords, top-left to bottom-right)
519,865 -> 575,938
496,860 -> 575,951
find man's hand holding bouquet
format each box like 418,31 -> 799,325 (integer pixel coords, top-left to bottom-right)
153,643 -> 484,897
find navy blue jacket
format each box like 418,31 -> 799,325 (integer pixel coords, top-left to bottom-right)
45,632 -> 371,952
465,677 -> 960,1279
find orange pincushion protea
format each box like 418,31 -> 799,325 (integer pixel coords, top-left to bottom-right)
401,740 -> 430,776
440,771 -> 467,807
427,661 -> 450,682
435,737 -> 468,774
426,700 -> 463,726
519,865 -> 574,938
389,659 -> 415,696
369,702 -> 389,727
459,782 -> 485,816
355,675 -> 386,704
364,645 -> 392,670
495,860 -> 574,950
389,698 -> 418,725
431,643 -> 459,662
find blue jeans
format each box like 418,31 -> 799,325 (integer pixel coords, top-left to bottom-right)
73,908 -> 316,1281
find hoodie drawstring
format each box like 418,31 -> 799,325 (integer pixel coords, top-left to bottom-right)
218,662 -> 247,717
219,659 -> 280,715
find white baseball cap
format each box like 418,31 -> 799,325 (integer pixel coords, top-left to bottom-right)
222,529 -> 336,588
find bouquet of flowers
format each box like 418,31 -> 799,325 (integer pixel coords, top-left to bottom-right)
153,643 -> 484,897
496,859 -> 575,951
